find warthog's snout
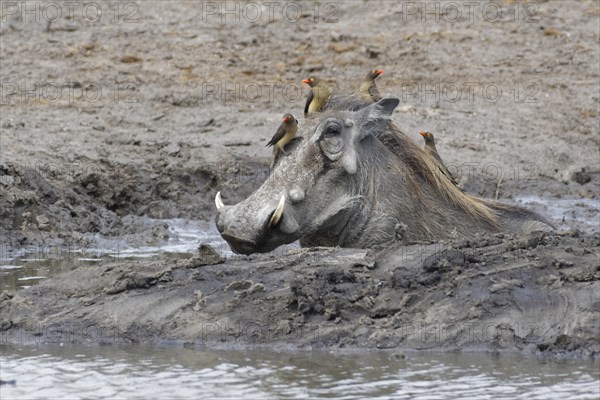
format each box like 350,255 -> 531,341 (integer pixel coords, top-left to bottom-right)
215,192 -> 294,254
219,233 -> 257,255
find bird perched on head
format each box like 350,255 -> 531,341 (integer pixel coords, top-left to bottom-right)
359,69 -> 383,102
302,76 -> 330,116
419,131 -> 458,186
266,113 -> 298,159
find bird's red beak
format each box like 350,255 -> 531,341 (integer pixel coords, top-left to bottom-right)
419,131 -> 426,137
283,117 -> 288,122
302,79 -> 310,84
376,69 -> 383,75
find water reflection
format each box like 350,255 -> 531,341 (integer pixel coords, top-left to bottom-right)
1,345 -> 598,399
0,219 -> 225,292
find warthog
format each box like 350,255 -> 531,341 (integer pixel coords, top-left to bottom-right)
215,96 -> 551,255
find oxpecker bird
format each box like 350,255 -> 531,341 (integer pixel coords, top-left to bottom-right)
302,76 -> 330,116
267,113 -> 298,159
359,69 -> 383,102
419,131 -> 458,186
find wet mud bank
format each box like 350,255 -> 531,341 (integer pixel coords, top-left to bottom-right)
2,231 -> 598,359
0,157 -> 266,250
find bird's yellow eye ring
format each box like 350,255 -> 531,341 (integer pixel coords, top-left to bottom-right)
371,69 -> 376,73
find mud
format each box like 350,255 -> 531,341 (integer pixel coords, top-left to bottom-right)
1,231 -> 599,358
0,1 -> 599,357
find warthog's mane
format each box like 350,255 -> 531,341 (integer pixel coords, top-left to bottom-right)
382,123 -> 500,226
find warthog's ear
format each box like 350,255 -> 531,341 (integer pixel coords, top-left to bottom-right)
358,97 -> 400,141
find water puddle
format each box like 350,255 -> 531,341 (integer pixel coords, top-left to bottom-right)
0,219 -> 230,292
1,219 -> 298,292
513,196 -> 599,231
0,345 -> 598,400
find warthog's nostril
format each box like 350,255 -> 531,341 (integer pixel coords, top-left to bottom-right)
289,188 -> 305,203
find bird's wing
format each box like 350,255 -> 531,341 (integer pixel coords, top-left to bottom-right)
266,124 -> 287,147
427,147 -> 459,186
438,163 -> 458,186
427,147 -> 445,166
369,83 -> 382,101
304,89 -> 314,116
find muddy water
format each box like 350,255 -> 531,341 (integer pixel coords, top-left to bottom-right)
0,345 -> 598,400
514,196 -> 600,232
0,219 -> 227,292
1,218 -> 301,292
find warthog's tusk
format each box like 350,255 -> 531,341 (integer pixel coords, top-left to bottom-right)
215,191 -> 225,211
268,195 -> 286,228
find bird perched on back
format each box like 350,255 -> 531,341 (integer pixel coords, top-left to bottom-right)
302,76 -> 330,116
358,69 -> 383,103
266,113 -> 298,159
419,131 -> 458,186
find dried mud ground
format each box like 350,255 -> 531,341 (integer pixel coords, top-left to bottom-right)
0,1 -> 599,357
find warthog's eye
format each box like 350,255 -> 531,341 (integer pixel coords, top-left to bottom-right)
324,124 -> 341,137
318,122 -> 344,161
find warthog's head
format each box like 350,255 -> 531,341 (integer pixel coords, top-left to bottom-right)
215,97 -> 400,254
